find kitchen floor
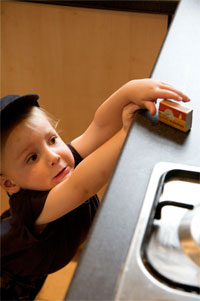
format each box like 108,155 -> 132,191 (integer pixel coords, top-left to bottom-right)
35,243 -> 84,300
35,258 -> 78,300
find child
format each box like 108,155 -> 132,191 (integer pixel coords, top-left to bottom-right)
0,79 -> 189,300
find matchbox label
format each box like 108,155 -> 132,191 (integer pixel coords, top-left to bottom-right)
159,102 -> 187,121
159,99 -> 193,132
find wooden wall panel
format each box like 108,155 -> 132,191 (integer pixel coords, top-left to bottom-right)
1,1 -> 168,211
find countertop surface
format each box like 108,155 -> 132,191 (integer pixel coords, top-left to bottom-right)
66,0 -> 200,300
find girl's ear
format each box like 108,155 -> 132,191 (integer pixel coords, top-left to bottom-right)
0,175 -> 20,194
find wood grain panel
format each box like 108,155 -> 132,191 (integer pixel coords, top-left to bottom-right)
1,1 -> 167,211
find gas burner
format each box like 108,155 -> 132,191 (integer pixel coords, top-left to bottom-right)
179,203 -> 200,268
115,162 -> 200,300
145,200 -> 200,292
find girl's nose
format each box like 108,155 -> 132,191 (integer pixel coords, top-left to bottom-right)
47,150 -> 60,166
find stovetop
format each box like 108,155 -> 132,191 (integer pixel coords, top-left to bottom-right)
115,162 -> 200,300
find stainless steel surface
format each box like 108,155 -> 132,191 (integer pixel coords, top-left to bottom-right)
179,204 -> 200,267
146,182 -> 200,288
115,162 -> 200,301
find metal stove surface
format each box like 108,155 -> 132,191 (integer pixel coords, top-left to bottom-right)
115,162 -> 200,301
146,179 -> 200,290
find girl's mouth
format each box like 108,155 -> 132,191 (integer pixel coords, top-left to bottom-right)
53,166 -> 70,183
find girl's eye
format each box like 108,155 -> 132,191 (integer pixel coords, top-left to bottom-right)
27,154 -> 38,164
49,136 -> 57,145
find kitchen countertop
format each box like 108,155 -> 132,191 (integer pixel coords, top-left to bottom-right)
66,0 -> 200,300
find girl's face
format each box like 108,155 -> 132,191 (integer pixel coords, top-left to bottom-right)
1,110 -> 75,192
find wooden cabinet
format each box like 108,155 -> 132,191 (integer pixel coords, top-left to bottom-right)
1,1 -> 168,211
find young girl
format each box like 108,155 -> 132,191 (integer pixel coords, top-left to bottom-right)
0,79 -> 189,299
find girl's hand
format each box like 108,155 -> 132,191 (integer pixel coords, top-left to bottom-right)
124,79 -> 190,116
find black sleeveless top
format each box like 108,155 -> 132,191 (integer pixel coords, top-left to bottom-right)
1,144 -> 99,278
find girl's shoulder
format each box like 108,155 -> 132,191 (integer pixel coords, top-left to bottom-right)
10,189 -> 49,227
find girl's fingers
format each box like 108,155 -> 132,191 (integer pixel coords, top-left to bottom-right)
158,82 -> 190,102
144,102 -> 157,116
155,87 -> 190,103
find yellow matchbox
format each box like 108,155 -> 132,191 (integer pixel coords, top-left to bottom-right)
159,99 -> 193,132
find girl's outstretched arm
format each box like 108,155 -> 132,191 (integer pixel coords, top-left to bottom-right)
72,79 -> 190,158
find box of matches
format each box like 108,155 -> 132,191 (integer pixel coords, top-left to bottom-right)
159,99 -> 193,132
